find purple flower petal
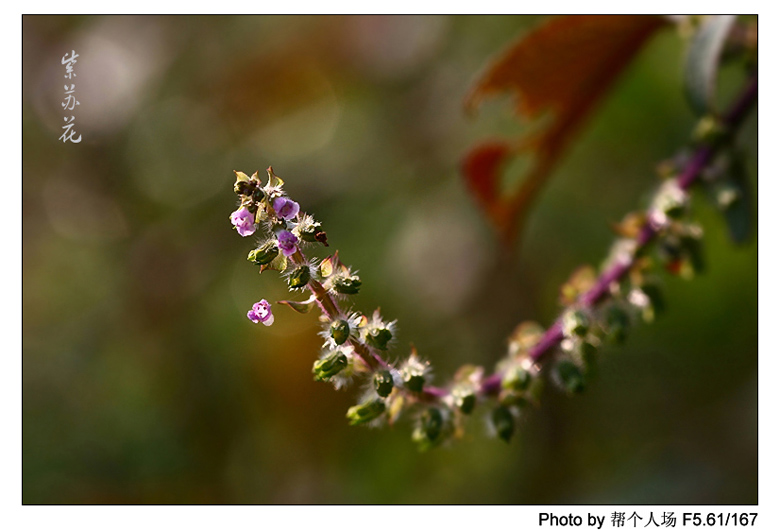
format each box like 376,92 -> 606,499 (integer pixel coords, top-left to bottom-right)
230,206 -> 256,237
248,299 -> 274,326
273,197 -> 300,220
277,230 -> 298,257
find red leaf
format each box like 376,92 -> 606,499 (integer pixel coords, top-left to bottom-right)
461,141 -> 513,231
463,15 -> 668,245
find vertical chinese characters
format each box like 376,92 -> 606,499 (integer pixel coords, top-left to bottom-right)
59,50 -> 81,143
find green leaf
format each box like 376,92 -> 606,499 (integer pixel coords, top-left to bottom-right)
233,170 -> 250,182
260,251 -> 287,273
684,15 -> 737,115
277,296 -> 316,314
319,252 -> 341,278
266,166 -> 284,187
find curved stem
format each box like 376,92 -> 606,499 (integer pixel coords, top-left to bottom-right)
477,73 -> 757,395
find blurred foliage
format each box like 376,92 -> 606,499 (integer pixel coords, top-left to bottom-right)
23,15 -> 756,504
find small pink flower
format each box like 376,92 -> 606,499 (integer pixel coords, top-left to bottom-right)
273,197 -> 300,220
247,299 -> 274,326
277,230 -> 298,257
230,206 -> 256,237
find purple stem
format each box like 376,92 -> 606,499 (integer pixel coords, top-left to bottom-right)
475,74 -> 757,397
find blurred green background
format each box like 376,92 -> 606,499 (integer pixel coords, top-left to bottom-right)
22,15 -> 757,504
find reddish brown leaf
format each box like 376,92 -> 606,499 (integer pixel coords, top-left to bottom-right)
461,141 -> 513,230
463,15 -> 668,245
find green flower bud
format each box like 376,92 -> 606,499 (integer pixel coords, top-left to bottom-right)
681,235 -> 705,274
578,340 -> 597,360
312,350 -> 348,381
563,309 -> 590,338
247,241 -> 279,266
333,275 -> 361,295
499,393 -> 529,408
329,319 -> 350,346
605,306 -> 629,344
366,327 -> 392,350
655,159 -> 678,179
556,360 -> 585,394
656,190 -> 686,220
454,391 -> 476,415
421,407 -> 443,442
288,265 -> 311,289
577,341 -> 598,374
404,374 -> 425,393
659,237 -> 683,262
714,181 -> 741,210
401,353 -> 428,393
641,283 -> 665,315
492,406 -> 515,443
234,179 -> 256,196
373,370 -> 394,398
412,407 -> 449,450
693,115 -> 727,145
346,398 -> 386,426
299,220 -> 323,243
502,366 -> 532,392
251,187 -> 265,202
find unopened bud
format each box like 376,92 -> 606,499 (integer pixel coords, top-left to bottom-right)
412,407 -> 449,450
330,319 -> 350,346
715,181 -> 741,210
234,179 -> 256,196
499,393 -> 528,408
247,241 -> 279,266
421,407 -> 443,442
288,265 -> 311,289
641,283 -> 665,316
401,354 -> 428,393
655,159 -> 678,179
605,306 -> 629,344
252,187 -> 265,202
312,350 -> 348,381
577,341 -> 598,371
453,389 -> 476,415
659,237 -> 683,263
681,234 -> 705,274
502,366 -> 532,392
367,327 -> 392,350
556,360 -> 585,394
693,115 -> 727,145
492,406 -> 515,443
563,310 -> 590,338
299,220 -> 323,243
654,181 -> 687,220
346,398 -> 386,426
333,275 -> 361,295
404,373 -> 425,393
373,370 -> 394,398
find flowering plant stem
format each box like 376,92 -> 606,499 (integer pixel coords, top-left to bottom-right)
477,74 -> 757,397
229,71 -> 756,447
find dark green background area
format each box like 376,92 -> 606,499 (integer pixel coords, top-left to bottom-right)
22,15 -> 757,504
